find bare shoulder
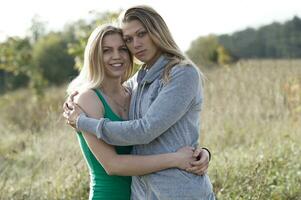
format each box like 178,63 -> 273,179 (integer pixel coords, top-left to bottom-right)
74,89 -> 104,118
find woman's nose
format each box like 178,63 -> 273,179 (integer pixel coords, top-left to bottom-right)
133,37 -> 142,49
112,50 -> 121,59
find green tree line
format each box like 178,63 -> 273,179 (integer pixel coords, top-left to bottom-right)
219,16 -> 301,59
186,16 -> 301,67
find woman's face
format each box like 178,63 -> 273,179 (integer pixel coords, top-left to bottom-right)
122,19 -> 161,67
102,33 -> 131,79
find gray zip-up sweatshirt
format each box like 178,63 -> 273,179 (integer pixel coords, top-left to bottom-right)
77,55 -> 215,200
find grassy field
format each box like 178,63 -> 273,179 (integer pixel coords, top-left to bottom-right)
0,60 -> 300,199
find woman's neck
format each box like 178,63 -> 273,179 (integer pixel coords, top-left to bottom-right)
145,51 -> 162,69
100,77 -> 124,95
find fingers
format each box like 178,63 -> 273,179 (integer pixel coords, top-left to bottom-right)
65,102 -> 83,113
63,102 -> 70,111
63,111 -> 72,123
193,148 -> 209,161
69,91 -> 79,101
192,147 -> 202,158
63,111 -> 69,119
63,101 -> 75,116
186,150 -> 209,175
186,164 -> 208,175
63,93 -> 80,130
190,159 -> 209,168
63,112 -> 72,126
64,91 -> 78,111
63,110 -> 77,129
195,160 -> 209,171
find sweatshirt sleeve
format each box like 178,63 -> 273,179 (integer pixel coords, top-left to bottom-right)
77,65 -> 202,146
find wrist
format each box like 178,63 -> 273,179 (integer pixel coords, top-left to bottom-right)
169,152 -> 181,168
201,147 -> 211,161
75,113 -> 86,131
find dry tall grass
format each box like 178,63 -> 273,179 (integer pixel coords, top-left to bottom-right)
201,59 -> 301,199
0,60 -> 300,199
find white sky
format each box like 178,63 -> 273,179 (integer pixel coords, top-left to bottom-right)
1,0 -> 301,51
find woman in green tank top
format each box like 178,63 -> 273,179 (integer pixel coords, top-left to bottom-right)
65,24 -> 199,200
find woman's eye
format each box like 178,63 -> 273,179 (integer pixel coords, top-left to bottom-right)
138,31 -> 147,37
120,47 -> 129,52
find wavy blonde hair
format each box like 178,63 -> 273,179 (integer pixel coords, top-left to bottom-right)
119,5 -> 200,82
67,24 -> 133,95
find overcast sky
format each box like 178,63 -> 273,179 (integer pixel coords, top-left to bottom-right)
1,0 -> 301,50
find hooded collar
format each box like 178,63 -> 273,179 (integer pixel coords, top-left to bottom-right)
138,55 -> 169,84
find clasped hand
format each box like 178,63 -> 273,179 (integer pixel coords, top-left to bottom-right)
63,92 -> 84,129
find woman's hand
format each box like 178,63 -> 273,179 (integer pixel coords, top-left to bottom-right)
63,91 -> 81,128
63,102 -> 84,129
174,146 -> 196,170
63,91 -> 78,113
186,147 -> 210,175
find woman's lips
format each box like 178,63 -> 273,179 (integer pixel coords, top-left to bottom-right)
135,50 -> 146,57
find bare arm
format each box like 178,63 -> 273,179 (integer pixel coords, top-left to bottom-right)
74,90 -> 195,176
83,133 -> 194,176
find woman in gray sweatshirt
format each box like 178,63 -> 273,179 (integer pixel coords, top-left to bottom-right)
65,5 -> 215,200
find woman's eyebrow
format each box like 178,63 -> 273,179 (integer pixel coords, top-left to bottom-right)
135,28 -> 146,33
123,28 -> 145,37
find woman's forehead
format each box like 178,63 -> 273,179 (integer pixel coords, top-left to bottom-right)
102,33 -> 124,45
122,20 -> 145,36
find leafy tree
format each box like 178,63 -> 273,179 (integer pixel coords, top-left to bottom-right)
32,32 -> 76,85
28,15 -> 47,43
186,35 -> 219,67
0,37 -> 32,75
0,37 -> 32,91
217,46 -> 232,65
186,35 -> 233,67
0,16 -> 50,95
67,10 -> 120,70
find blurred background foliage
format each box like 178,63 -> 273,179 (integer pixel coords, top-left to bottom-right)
1,11 -> 301,96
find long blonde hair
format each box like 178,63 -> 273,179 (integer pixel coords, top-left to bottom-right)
67,24 -> 133,95
119,5 -> 197,82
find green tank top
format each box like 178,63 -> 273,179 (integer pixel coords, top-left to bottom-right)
77,89 -> 132,200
